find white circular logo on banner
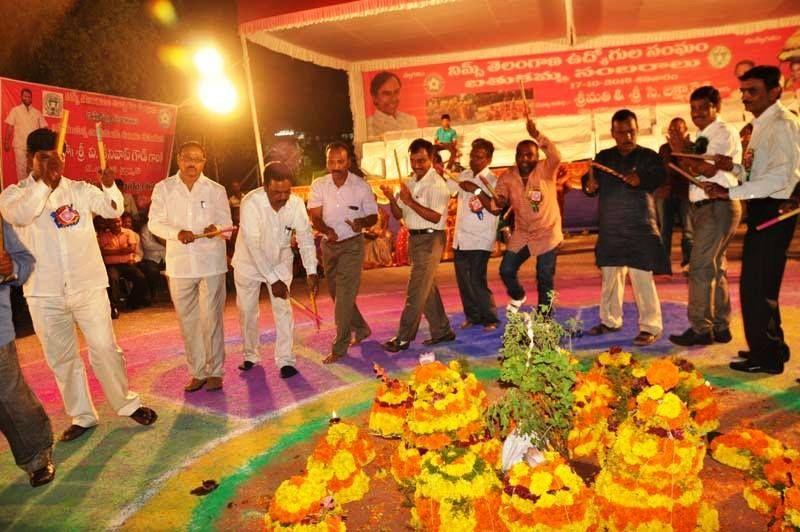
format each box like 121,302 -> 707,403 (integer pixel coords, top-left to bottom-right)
708,46 -> 732,69
424,74 -> 445,95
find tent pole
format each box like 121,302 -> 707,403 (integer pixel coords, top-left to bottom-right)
240,33 -> 265,184
564,0 -> 576,46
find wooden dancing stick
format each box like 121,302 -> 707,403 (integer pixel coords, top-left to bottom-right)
56,110 -> 70,157
520,81 -> 530,116
193,226 -> 237,238
309,292 -> 321,332
590,161 -> 626,180
96,122 -> 107,170
393,148 -> 403,179
290,296 -> 323,328
667,162 -> 705,187
756,206 -> 800,231
672,152 -> 716,162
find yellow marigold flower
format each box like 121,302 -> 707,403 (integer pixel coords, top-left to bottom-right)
528,471 -> 554,496
655,392 -> 684,419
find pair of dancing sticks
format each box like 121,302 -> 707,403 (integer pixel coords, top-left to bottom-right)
670,155 -> 800,230
290,295 -> 322,331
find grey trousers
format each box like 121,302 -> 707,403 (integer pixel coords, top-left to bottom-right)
0,340 -> 53,474
687,199 -> 742,334
396,232 -> 452,341
322,235 -> 370,356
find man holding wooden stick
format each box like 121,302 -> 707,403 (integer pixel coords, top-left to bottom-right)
703,66 -> 800,374
0,128 -> 156,442
232,162 -> 318,378
149,141 -> 232,391
668,86 -> 742,347
308,142 -> 377,363
381,138 -> 454,351
582,109 -> 668,346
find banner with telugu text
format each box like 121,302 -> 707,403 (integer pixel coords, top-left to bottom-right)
1,77 -> 176,201
362,25 -> 798,139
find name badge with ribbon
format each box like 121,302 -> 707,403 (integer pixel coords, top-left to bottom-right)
468,195 -> 484,220
51,204 -> 80,228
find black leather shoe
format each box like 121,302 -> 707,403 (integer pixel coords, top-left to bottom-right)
729,359 -> 783,375
110,306 -> 120,320
383,337 -> 410,353
29,463 -> 56,487
280,365 -> 298,379
669,328 -> 713,347
735,350 -> 789,363
238,361 -> 255,371
713,329 -> 732,343
60,424 -> 94,442
422,330 -> 456,346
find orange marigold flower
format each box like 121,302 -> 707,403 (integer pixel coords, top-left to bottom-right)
646,359 -> 681,391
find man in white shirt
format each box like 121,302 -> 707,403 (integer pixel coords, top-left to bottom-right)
0,128 -> 156,442
232,162 -> 318,377
3,88 -> 48,182
669,86 -> 742,347
149,141 -> 232,391
308,142 -> 378,364
704,66 -> 800,374
449,138 -> 501,330
366,71 -> 418,140
380,139 -> 454,352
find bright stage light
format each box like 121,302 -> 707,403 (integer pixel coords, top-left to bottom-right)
149,0 -> 177,25
194,47 -> 224,76
197,77 -> 237,114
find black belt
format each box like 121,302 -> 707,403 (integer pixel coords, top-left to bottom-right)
409,228 -> 443,236
692,198 -> 726,208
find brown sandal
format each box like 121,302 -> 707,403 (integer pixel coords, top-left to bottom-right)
322,352 -> 346,364
586,323 -> 621,336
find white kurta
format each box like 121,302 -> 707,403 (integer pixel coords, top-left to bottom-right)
232,191 -> 317,367
0,175 -> 139,427
149,172 -> 233,379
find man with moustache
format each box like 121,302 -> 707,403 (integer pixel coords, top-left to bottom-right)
669,86 -> 742,347
149,141 -> 232,391
381,139 -> 454,352
233,162 -> 318,378
494,117 -> 563,314
448,138 -> 501,330
703,66 -> 800,374
308,142 -> 377,363
0,128 -> 156,442
582,110 -> 668,346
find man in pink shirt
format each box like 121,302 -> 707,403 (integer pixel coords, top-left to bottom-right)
494,118 -> 563,314
98,217 -> 150,312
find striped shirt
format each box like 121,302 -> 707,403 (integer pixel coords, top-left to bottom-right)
397,168 -> 450,231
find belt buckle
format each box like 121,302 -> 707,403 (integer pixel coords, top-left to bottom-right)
425,228 -> 433,234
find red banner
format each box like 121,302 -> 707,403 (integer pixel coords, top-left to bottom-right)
362,25 -> 798,138
1,77 -> 177,200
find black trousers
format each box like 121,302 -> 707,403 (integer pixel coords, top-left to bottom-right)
454,249 -> 498,325
740,199 -> 797,368
107,263 -> 150,309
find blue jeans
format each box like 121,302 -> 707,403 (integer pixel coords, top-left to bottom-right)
499,246 -> 557,308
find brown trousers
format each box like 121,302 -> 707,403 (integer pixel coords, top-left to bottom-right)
396,231 -> 452,341
322,236 -> 371,356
